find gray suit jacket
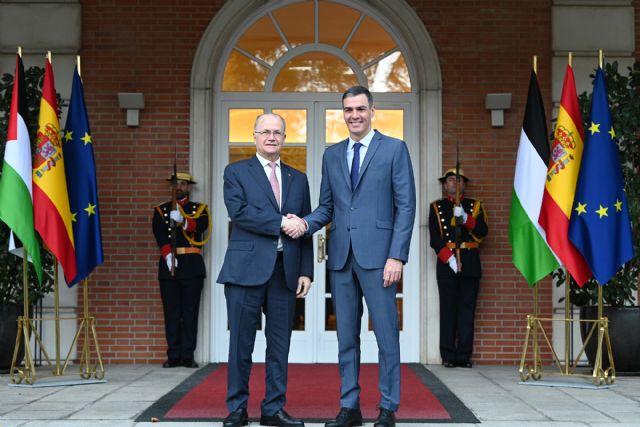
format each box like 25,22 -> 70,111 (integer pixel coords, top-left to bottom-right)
305,130 -> 416,270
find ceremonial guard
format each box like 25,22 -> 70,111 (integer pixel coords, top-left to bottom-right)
428,168 -> 488,368
153,172 -> 211,368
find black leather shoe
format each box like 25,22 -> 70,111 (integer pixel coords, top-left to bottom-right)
260,408 -> 304,427
223,408 -> 248,427
443,361 -> 456,368
181,359 -> 199,368
457,361 -> 473,368
324,407 -> 363,427
373,408 -> 396,427
162,359 -> 180,368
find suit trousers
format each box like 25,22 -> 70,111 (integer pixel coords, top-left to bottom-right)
330,252 -> 400,412
224,254 -> 296,416
436,275 -> 480,364
159,276 -> 203,362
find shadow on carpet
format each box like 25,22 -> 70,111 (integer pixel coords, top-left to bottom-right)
137,363 -> 478,423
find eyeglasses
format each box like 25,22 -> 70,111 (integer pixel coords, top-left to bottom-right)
254,129 -> 284,138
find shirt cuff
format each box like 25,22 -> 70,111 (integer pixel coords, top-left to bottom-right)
464,215 -> 477,231
438,247 -> 454,263
184,217 -> 196,232
161,244 -> 171,258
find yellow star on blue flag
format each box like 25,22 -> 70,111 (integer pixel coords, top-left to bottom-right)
568,67 -> 634,285
61,65 -> 104,286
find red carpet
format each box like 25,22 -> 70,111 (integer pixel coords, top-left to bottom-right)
138,363 -> 479,423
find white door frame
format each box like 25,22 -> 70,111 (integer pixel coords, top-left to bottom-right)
190,0 -> 443,365
210,98 -> 420,363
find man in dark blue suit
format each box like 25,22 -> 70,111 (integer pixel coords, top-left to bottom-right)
289,86 -> 416,427
217,114 -> 314,427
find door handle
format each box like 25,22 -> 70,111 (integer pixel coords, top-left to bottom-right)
317,235 -> 327,263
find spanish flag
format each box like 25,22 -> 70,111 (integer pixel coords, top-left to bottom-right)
538,63 -> 591,286
32,55 -> 77,284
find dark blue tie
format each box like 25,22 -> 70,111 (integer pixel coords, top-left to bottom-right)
350,142 -> 363,191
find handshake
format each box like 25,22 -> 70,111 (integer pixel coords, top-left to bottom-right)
282,214 -> 307,239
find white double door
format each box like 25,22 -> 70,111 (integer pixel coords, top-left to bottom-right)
212,98 -> 419,363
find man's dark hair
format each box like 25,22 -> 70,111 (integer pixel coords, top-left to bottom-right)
342,85 -> 373,107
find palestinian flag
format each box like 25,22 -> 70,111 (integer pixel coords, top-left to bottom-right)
509,70 -> 559,285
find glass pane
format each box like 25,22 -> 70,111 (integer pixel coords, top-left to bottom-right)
229,146 -> 306,173
236,15 -> 286,65
229,109 -> 264,142
325,109 -> 349,144
367,298 -> 403,331
222,51 -> 268,92
229,146 -> 257,164
365,52 -> 411,92
325,298 -> 336,331
273,1 -> 314,47
280,147 -> 307,173
293,299 -> 305,330
372,109 -> 403,140
345,16 -> 396,66
319,2 -> 360,48
272,109 -> 307,143
273,52 -> 358,92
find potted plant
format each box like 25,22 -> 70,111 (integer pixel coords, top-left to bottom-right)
0,65 -> 55,373
557,60 -> 640,373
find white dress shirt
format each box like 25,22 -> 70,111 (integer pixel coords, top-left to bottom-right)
347,128 -> 375,173
256,153 -> 283,250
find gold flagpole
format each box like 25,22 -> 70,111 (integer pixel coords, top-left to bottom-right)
54,262 -> 61,375
19,48 -> 31,376
531,55 -> 541,379
75,55 -> 93,378
46,50 -> 62,376
562,53 -> 573,375
10,46 -> 37,385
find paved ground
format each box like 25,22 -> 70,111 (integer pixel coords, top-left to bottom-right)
1,364 -> 639,426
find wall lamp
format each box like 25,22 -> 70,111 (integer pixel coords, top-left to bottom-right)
117,92 -> 145,127
485,93 -> 512,128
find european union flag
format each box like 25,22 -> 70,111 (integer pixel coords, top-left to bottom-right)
568,67 -> 634,285
62,66 -> 104,286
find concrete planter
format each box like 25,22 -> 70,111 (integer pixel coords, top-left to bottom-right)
580,305 -> 640,374
0,303 -> 24,373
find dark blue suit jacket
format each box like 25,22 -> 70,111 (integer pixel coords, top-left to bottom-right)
305,131 -> 416,270
217,156 -> 314,290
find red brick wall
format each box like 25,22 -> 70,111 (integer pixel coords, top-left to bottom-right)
411,0 -> 554,364
80,0 -> 630,364
81,0 -> 224,363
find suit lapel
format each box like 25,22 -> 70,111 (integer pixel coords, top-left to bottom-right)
280,163 -> 293,210
248,156 -> 280,211
339,138 -> 351,191
353,130 -> 382,191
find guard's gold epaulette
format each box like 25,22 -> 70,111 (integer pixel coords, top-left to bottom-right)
154,201 -> 170,217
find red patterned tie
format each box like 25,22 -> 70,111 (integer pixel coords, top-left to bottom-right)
269,161 -> 280,208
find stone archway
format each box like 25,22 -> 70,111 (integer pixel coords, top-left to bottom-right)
190,0 -> 443,364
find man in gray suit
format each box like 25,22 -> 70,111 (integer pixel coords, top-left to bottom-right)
218,113 -> 314,427
288,86 -> 416,427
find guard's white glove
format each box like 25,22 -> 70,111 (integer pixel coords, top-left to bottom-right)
453,205 -> 468,223
447,255 -> 458,274
170,209 -> 183,224
165,253 -> 178,270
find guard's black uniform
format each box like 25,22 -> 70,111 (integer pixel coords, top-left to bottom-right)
428,195 -> 488,366
152,199 -> 209,366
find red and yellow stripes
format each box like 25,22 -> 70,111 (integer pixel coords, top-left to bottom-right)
32,57 -> 77,283
538,64 -> 591,286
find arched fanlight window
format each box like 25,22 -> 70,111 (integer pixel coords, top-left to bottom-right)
222,0 -> 411,92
